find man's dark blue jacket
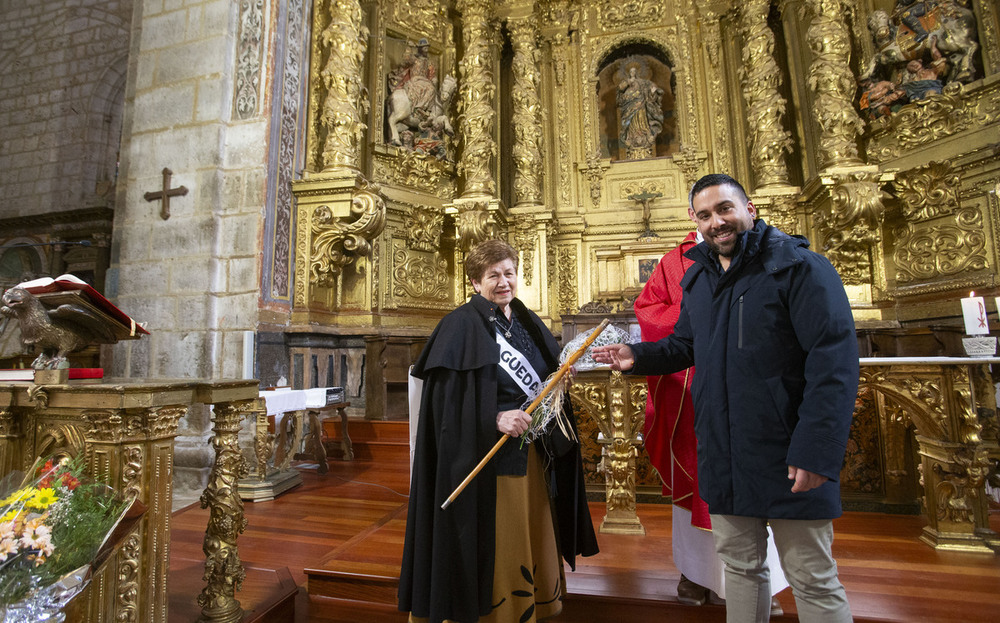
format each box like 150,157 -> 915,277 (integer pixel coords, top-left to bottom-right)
630,219 -> 859,519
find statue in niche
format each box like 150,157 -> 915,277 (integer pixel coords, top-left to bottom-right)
859,1 -> 980,115
386,38 -> 457,160
615,57 -> 664,160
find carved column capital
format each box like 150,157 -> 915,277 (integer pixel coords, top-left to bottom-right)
813,169 -> 888,287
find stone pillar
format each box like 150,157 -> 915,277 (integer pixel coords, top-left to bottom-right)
738,0 -> 792,188
508,17 -> 544,209
456,0 -> 497,199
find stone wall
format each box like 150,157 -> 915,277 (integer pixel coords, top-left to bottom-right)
105,0 -> 274,500
0,1 -> 131,218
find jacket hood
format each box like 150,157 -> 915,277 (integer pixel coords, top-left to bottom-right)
683,219 -> 812,280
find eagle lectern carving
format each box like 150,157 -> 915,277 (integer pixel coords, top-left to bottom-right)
1,275 -> 148,370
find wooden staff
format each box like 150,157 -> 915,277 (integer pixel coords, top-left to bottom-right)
441,318 -> 611,510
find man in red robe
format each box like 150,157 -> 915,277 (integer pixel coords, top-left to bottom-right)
636,231 -> 787,610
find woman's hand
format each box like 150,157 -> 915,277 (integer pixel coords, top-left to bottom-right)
497,409 -> 532,437
590,344 -> 636,371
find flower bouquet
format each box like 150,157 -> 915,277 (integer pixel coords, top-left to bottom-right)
0,456 -> 145,622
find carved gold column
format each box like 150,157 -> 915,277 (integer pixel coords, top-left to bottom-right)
197,399 -> 255,623
293,0 -> 386,321
739,0 -> 792,188
699,8 -> 734,177
508,16 -> 543,209
570,370 -> 646,535
316,0 -> 369,173
456,0 -> 497,199
802,0 -> 863,170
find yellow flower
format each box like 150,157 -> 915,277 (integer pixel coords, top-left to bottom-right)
27,488 -> 58,510
0,508 -> 23,523
0,487 -> 33,508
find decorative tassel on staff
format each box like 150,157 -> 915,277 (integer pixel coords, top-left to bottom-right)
440,318 -> 611,510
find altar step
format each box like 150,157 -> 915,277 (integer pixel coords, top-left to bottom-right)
321,419 -> 410,462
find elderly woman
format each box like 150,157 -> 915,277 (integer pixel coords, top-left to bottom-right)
399,240 -> 598,623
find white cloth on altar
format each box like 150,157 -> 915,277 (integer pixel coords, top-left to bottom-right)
672,505 -> 789,599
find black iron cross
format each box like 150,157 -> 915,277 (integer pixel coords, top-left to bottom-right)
144,168 -> 188,220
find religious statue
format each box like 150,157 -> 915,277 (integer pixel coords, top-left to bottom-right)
386,39 -> 457,160
859,1 -> 980,115
858,77 -> 907,120
615,57 -> 664,160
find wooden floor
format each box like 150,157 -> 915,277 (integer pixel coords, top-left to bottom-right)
168,457 -> 1000,623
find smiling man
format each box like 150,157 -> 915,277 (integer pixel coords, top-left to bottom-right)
593,174 -> 858,623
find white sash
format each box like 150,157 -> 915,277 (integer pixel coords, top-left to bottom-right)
496,331 -> 542,401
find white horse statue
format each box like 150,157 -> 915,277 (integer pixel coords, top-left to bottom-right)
387,74 -> 457,147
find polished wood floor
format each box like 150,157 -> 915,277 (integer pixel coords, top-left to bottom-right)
168,456 -> 1000,622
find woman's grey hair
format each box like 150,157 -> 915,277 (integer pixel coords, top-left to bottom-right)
465,239 -> 519,283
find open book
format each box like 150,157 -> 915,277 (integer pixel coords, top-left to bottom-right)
15,274 -> 150,341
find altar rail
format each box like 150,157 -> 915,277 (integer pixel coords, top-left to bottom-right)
569,358 -> 1000,553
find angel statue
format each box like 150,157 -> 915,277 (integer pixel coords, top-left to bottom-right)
616,57 -> 664,160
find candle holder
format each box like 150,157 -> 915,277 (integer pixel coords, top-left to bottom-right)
962,335 -> 997,357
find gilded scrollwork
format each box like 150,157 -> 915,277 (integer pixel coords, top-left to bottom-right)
598,0 -> 664,30
404,204 -> 445,252
672,146 -> 706,190
83,409 -> 124,444
583,150 -> 609,208
894,161 -> 961,222
892,207 -> 988,284
455,201 -> 499,252
0,409 -> 17,437
121,445 -> 143,502
739,0 -> 792,186
803,0 -> 863,169
867,81 -> 1000,163
509,18 -> 544,208
556,245 -> 578,315
35,424 -> 86,460
391,246 -> 450,300
456,0 -> 497,197
814,172 -> 886,286
619,180 -> 666,201
116,532 -> 141,622
149,405 -> 187,439
317,0 -> 369,172
308,179 -> 387,286
899,376 -> 949,439
389,0 -> 448,34
511,215 -> 536,287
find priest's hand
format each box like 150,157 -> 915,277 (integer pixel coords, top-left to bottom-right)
787,465 -> 828,493
590,344 -> 635,371
497,409 -> 532,437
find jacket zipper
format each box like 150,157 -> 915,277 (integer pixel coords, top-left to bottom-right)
738,295 -> 744,349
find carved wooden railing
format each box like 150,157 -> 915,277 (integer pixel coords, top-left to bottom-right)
569,360 -> 1000,554
0,379 -> 260,622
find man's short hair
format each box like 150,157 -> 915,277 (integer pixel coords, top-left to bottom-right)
689,174 -> 749,209
465,239 -> 519,283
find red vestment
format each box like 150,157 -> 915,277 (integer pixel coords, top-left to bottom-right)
634,231 -> 711,529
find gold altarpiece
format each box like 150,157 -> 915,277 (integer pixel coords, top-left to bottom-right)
286,0 -> 1000,549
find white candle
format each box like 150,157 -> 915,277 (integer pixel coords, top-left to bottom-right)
961,292 -> 989,335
